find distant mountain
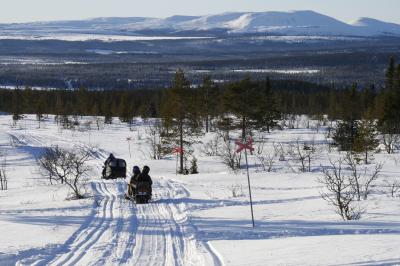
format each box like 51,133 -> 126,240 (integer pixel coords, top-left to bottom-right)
351,17 -> 400,35
1,11 -> 400,38
185,11 -> 355,35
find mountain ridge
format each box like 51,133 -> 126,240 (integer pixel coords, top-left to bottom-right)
1,10 -> 400,37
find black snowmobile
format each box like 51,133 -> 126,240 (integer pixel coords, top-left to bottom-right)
134,181 -> 152,204
102,158 -> 127,180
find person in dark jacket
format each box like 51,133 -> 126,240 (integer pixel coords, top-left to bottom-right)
127,166 -> 141,196
104,153 -> 116,166
136,165 -> 153,195
102,153 -> 116,177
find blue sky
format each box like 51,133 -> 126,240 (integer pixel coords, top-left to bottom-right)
0,0 -> 399,24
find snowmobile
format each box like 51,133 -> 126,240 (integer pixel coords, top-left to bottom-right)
134,181 -> 152,204
102,158 -> 127,180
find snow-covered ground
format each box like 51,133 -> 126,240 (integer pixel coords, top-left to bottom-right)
0,115 -> 399,266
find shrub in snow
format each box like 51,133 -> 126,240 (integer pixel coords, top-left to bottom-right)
218,132 -> 241,171
288,138 -> 317,172
38,145 -> 92,199
0,152 -> 7,191
230,184 -> 245,198
190,156 -> 199,174
273,142 -> 286,161
255,137 -> 275,172
200,134 -> 221,157
318,158 -> 364,220
344,152 -> 383,201
145,122 -> 170,160
382,134 -> 399,154
383,180 -> 400,198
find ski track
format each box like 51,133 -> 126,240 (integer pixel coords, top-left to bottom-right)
10,131 -> 222,266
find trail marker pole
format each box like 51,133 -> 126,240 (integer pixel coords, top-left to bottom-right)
126,137 -> 132,158
173,147 -> 184,175
235,138 -> 255,228
176,154 -> 178,175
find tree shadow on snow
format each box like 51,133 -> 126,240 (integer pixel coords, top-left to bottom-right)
156,195 -> 321,212
191,217 -> 400,241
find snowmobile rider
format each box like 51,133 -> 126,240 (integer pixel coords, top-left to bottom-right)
102,153 -> 116,176
104,153 -> 116,165
127,166 -> 141,196
137,165 -> 153,195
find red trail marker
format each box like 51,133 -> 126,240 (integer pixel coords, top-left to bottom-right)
235,138 -> 255,228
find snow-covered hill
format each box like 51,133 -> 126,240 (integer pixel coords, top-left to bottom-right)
1,115 -> 400,265
351,17 -> 400,35
177,11 -> 356,35
1,11 -> 400,38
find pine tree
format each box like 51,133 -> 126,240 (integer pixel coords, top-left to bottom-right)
77,86 -> 89,116
385,57 -> 396,91
35,94 -> 47,128
11,89 -> 23,125
199,76 -> 214,133
161,70 -> 201,174
101,97 -> 113,124
223,77 -> 258,139
379,59 -> 400,153
353,117 -> 379,164
396,64 -> 400,91
255,77 -> 280,133
333,121 -> 359,151
333,84 -> 360,151
119,93 -> 133,125
54,92 -> 65,124
22,86 -> 33,114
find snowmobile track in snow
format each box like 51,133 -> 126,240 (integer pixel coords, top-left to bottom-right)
42,181 -> 117,266
10,131 -> 222,265
17,180 -> 222,266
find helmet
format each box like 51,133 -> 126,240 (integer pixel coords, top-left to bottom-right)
142,165 -> 150,174
133,166 -> 141,174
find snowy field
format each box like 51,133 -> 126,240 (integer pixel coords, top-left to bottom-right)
0,114 -> 399,266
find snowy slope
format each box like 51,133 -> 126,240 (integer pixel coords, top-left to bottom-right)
1,11 -> 400,38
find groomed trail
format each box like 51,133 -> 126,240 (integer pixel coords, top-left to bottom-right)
10,131 -> 223,266
30,179 -> 223,266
